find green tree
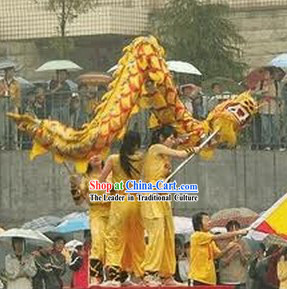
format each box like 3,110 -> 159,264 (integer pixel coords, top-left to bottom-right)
36,0 -> 96,57
151,0 -> 247,80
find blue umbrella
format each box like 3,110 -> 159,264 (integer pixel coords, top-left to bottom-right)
22,216 -> 61,233
54,212 -> 89,233
269,53 -> 287,68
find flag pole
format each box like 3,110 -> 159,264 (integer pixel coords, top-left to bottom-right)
164,129 -> 219,183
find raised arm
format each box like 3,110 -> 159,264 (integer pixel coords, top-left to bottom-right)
212,229 -> 248,241
155,144 -> 200,159
98,156 -> 113,183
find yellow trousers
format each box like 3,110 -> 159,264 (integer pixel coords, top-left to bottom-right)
141,201 -> 176,278
89,205 -> 110,262
105,199 -> 145,277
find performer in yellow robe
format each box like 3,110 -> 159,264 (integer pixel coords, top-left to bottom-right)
70,155 -> 112,285
142,125 -> 200,286
99,131 -> 145,286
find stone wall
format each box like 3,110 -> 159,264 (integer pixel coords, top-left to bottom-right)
1,5 -> 287,78
232,8 -> 287,67
0,35 -> 132,80
1,149 -> 286,227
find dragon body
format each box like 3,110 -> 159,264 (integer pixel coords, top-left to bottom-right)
8,36 -> 257,173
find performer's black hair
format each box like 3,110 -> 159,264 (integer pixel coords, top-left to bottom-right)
150,125 -> 176,146
86,163 -> 93,175
120,131 -> 141,178
192,212 -> 209,232
86,158 -> 105,175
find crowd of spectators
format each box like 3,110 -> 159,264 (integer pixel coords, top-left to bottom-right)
2,61 -> 287,151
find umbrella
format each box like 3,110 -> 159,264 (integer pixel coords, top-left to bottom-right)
167,60 -> 202,76
246,229 -> 268,241
0,228 -> 53,246
107,60 -> 202,76
210,227 -> 227,234
245,66 -> 285,90
0,76 -> 34,91
54,212 -> 89,233
55,212 -> 194,235
0,59 -> 17,70
107,64 -> 118,73
242,236 -> 264,253
265,66 -> 286,81
65,239 -> 83,251
263,234 -> 287,248
211,208 -> 259,228
77,72 -> 112,85
173,216 -> 194,235
22,216 -> 62,233
65,79 -> 78,93
36,60 -> 83,72
269,53 -> 287,68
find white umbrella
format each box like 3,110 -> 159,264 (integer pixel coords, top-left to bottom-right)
144,217 -> 194,238
246,229 -> 268,241
0,228 -> 53,246
107,61 -> 202,76
269,53 -> 287,68
173,216 -> 194,235
167,60 -> 202,76
65,240 -> 83,251
36,60 -> 83,72
0,59 -> 17,70
210,227 -> 227,234
107,64 -> 118,73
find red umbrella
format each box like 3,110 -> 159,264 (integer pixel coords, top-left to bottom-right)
211,208 -> 259,228
245,66 -> 285,90
77,72 -> 112,85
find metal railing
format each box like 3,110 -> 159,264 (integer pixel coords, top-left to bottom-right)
1,86 -> 287,151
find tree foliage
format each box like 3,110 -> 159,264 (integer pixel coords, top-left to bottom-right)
46,0 -> 95,37
152,0 -> 247,80
36,0 -> 96,57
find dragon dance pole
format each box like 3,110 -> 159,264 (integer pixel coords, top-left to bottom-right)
164,129 -> 219,183
62,160 -> 74,175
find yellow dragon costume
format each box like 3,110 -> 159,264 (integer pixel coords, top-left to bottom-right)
8,35 -> 257,174
8,35 -> 258,285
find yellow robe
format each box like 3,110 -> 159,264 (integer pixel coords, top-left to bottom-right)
0,78 -> 21,108
141,144 -> 176,278
79,171 -> 111,262
105,152 -> 145,277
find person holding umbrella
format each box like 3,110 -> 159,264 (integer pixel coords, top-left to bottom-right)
47,69 -> 72,125
5,237 -> 37,289
0,60 -> 21,150
36,60 -> 82,126
218,220 -> 251,288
